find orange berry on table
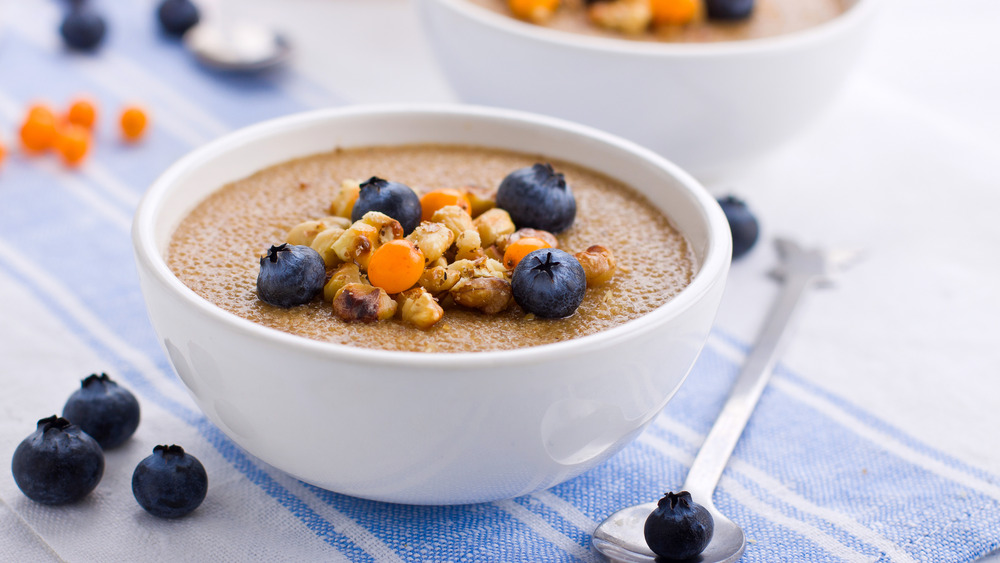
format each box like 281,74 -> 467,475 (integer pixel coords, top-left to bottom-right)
367,240 -> 426,295
67,98 -> 98,129
55,124 -> 91,166
120,105 -> 149,142
650,0 -> 699,26
19,104 -> 58,153
0,139 -> 6,166
420,188 -> 472,223
504,236 -> 552,270
509,0 -> 560,23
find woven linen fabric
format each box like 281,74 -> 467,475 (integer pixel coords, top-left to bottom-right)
2,1 -> 999,561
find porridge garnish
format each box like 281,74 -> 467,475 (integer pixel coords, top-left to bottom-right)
258,163 -> 618,329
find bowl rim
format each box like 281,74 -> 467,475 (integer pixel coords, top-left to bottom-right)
132,104 -> 731,369
419,0 -> 877,57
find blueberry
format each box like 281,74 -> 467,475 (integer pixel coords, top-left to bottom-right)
62,372 -> 140,449
705,0 -> 755,21
351,177 -> 422,235
496,163 -> 577,234
717,195 -> 760,260
157,0 -> 200,37
60,5 -> 107,51
511,248 -> 587,318
132,445 -> 207,518
256,243 -> 326,308
644,491 -> 714,560
11,416 -> 105,505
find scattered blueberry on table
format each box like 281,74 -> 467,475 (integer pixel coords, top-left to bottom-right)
717,194 -> 760,260
157,0 -> 201,37
60,3 -> 107,51
11,416 -> 105,505
511,248 -> 587,318
256,243 -> 327,308
496,163 -> 577,234
132,445 -> 208,518
351,177 -> 423,235
62,373 -> 141,449
705,0 -> 756,20
644,491 -> 715,560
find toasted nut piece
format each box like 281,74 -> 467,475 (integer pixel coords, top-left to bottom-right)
329,179 -> 362,218
396,287 -> 444,329
418,265 -> 460,294
360,211 -> 404,245
575,245 -> 617,286
473,208 -> 516,248
323,263 -> 363,302
479,258 -> 509,279
450,277 -> 512,314
309,226 -> 347,267
319,216 -> 352,230
332,283 -> 396,322
430,205 -> 475,238
429,256 -> 448,269
406,221 -> 455,263
286,220 -> 328,247
502,228 -> 559,252
331,222 -> 378,269
463,185 -> 496,218
455,229 -> 484,261
484,244 -> 504,262
588,0 -> 652,34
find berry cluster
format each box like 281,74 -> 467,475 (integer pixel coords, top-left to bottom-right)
258,164 -> 618,326
10,373 -> 207,518
0,98 -> 149,170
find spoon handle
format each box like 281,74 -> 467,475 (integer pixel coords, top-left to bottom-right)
681,271 -> 817,500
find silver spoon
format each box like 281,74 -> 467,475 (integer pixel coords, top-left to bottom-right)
592,238 -> 860,562
184,21 -> 291,72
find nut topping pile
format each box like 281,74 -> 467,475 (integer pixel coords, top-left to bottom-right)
255,164 -> 618,329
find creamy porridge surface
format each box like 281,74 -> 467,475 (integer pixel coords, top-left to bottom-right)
167,144 -> 695,352
468,0 -> 847,43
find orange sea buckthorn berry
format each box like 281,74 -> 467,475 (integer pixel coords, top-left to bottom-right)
55,124 -> 91,167
0,139 -> 6,167
120,105 -> 148,142
503,236 -> 552,270
67,98 -> 98,129
420,188 -> 472,223
508,0 -> 560,23
650,0 -> 699,26
19,104 -> 58,153
367,239 -> 426,295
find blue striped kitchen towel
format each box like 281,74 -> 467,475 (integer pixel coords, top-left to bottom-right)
1,1 -> 999,561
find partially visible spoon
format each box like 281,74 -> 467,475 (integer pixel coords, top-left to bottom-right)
592,238 -> 860,562
184,21 -> 291,72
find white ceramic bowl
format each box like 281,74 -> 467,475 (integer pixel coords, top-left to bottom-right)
414,0 -> 876,181
132,105 -> 731,505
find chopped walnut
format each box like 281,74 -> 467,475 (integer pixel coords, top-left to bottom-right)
455,229 -> 485,262
310,225 -> 347,267
419,265 -> 460,294
407,221 -> 455,263
328,179 -> 361,218
396,287 -> 444,329
431,205 -> 475,238
450,277 -> 512,314
286,219 -> 327,247
332,283 -> 396,322
360,211 -> 404,246
575,245 -> 617,286
331,222 -> 378,269
323,262 -> 363,302
473,208 -> 516,248
587,0 -> 652,35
